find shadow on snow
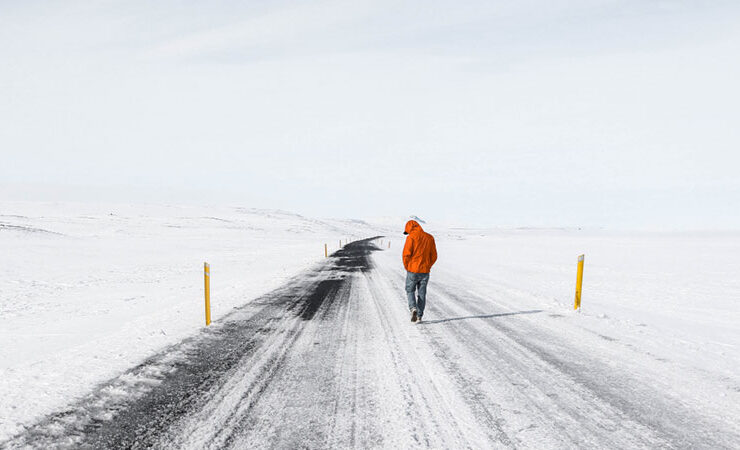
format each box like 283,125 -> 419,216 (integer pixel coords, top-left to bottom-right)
421,309 -> 544,325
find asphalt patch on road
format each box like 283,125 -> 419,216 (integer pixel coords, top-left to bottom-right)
297,239 -> 377,320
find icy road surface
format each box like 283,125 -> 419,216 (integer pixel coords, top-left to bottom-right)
5,238 -> 739,449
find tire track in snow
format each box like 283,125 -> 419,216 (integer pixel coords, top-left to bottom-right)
362,268 -> 508,448
383,265 -> 656,447
400,265 -> 739,449
212,282 -> 355,449
361,274 -> 455,447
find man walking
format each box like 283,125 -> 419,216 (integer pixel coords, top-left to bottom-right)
402,219 -> 438,323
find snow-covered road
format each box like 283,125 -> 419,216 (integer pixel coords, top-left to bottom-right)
5,238 -> 738,449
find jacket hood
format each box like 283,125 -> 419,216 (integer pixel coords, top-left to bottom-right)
404,220 -> 423,235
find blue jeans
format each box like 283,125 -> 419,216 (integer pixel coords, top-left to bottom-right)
406,271 -> 430,317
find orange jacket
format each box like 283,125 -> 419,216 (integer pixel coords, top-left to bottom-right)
402,220 -> 437,273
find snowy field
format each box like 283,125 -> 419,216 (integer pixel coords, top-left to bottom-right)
1,202 -> 739,445
0,201 -> 389,441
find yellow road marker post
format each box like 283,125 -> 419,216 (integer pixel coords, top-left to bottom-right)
574,254 -> 584,311
204,262 -> 211,326
324,243 -> 328,258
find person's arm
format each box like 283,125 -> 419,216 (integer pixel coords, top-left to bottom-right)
430,237 -> 438,267
402,236 -> 414,271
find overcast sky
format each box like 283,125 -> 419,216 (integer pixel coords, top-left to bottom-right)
1,0 -> 739,229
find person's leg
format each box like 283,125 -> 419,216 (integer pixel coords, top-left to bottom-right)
416,273 -> 430,317
405,271 -> 418,311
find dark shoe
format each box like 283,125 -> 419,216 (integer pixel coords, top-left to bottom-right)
410,308 -> 418,322
417,315 -> 423,323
